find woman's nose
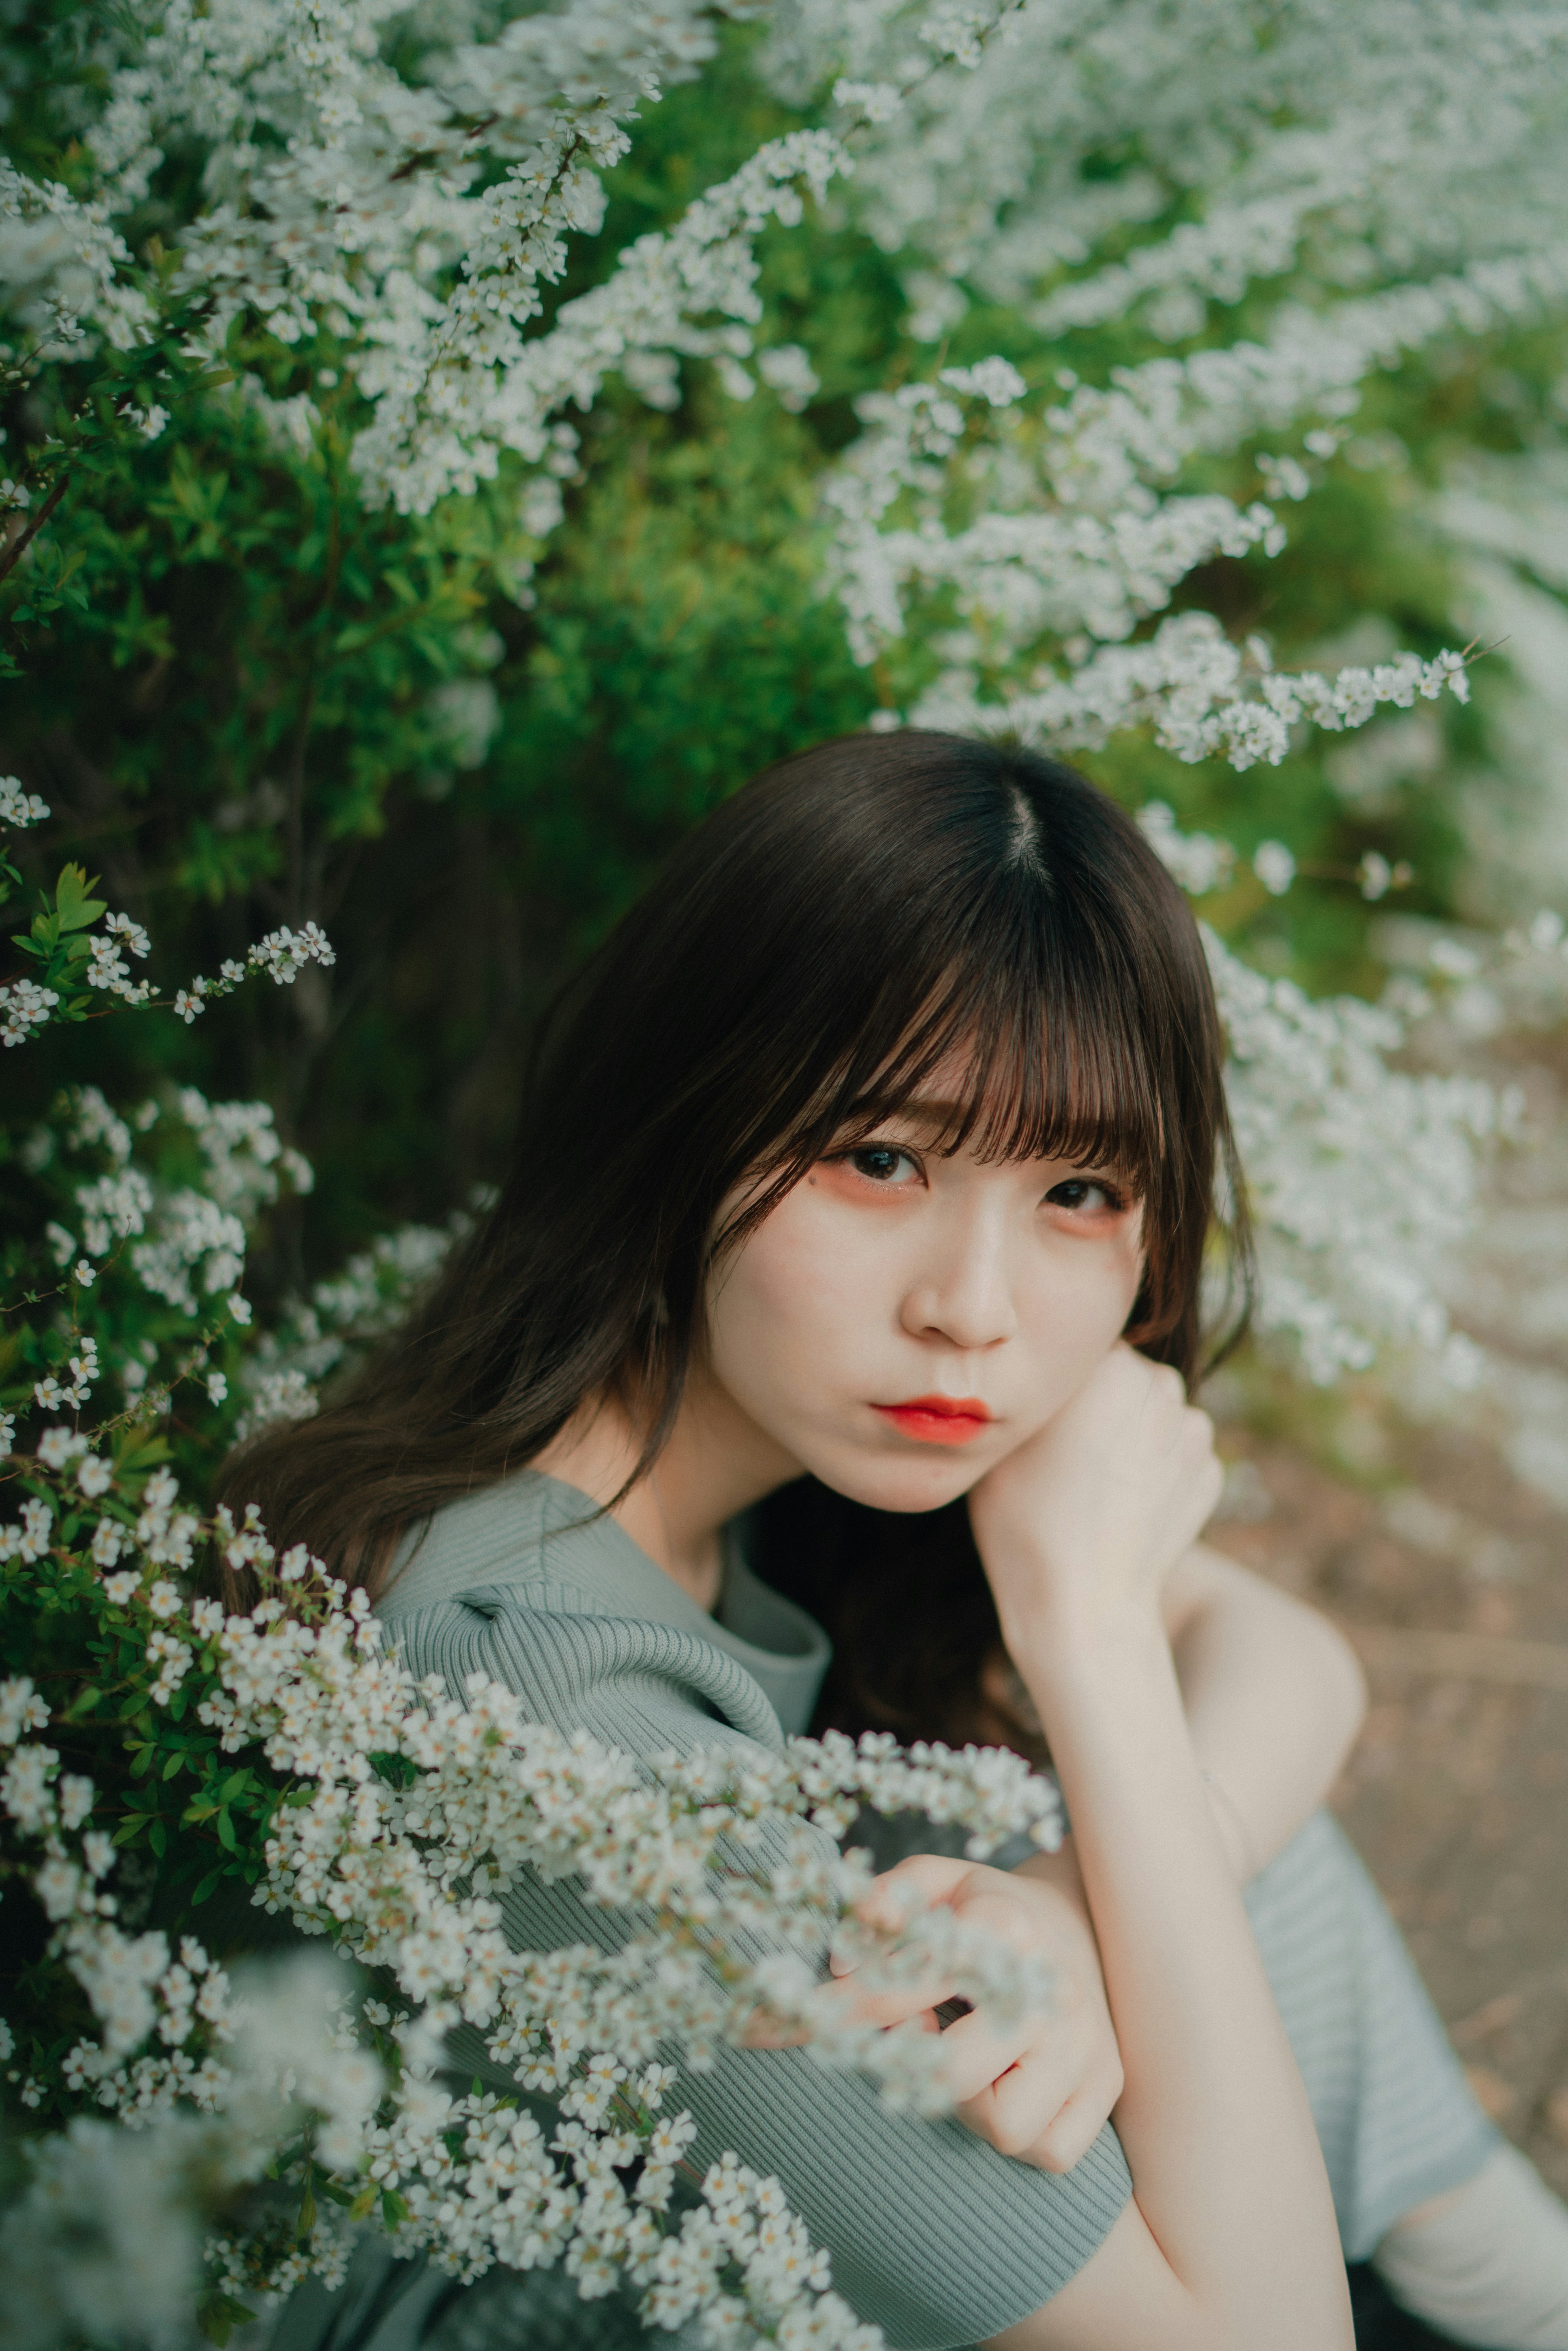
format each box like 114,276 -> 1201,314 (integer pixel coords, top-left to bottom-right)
898,1208 -> 1018,1350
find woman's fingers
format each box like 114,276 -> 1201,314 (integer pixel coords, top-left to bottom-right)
849,1851 -> 977,1937
955,2037 -> 1121,2170
935,1998 -> 1068,2108
822,1970 -> 951,2030
1027,2064 -> 1125,2174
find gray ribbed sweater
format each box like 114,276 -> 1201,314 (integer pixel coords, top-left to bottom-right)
341,1469 -> 1495,2351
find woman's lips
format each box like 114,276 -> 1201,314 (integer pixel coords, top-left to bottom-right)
873,1396 -> 993,1446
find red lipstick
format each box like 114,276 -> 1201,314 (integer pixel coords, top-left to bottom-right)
873,1395 -> 994,1446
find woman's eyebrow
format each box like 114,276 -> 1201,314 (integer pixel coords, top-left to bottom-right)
850,1097 -> 967,1140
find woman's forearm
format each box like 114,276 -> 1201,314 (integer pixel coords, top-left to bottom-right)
1165,1544 -> 1368,1881
1003,1596 -> 1351,2351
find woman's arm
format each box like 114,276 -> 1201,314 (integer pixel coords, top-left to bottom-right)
969,1345 -> 1353,2351
1163,1541 -> 1368,1880
985,1544 -> 1367,1883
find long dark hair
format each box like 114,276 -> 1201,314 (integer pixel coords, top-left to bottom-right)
223,731 -> 1250,1740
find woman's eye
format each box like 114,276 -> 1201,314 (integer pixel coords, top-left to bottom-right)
1045,1176 -> 1123,1214
846,1144 -> 920,1185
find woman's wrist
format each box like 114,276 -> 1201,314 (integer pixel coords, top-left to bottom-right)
999,1585 -> 1171,1698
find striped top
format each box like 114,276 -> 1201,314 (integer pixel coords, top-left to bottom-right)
377,1469 -> 1132,2351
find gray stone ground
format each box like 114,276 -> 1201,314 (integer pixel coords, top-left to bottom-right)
1209,1013 -> 1568,2208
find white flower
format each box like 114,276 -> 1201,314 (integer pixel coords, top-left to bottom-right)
206,1371 -> 228,1405
143,1470 -> 178,1513
0,1678 -> 50,1745
1,976 -> 60,1045
101,1570 -> 140,1604
1138,802 -> 1235,896
756,343 -> 820,413
74,1260 -> 96,1288
91,1520 -> 125,1568
0,1499 -> 54,1563
59,1774 -> 94,1831
77,1455 -> 114,1499
37,1426 -> 88,1470
0,776 -> 49,828
1254,842 -> 1296,896
939,357 -> 1027,407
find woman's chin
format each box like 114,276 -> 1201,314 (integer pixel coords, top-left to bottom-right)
805,1448 -> 987,1515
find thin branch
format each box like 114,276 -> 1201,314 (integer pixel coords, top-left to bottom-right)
0,471 -> 70,591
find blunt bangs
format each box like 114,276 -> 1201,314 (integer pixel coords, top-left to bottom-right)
828,923 -> 1169,1191
708,737 -> 1217,1355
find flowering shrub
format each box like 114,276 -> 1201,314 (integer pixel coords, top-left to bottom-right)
5,1 -> 1568,2342
0,1448 -> 1060,2348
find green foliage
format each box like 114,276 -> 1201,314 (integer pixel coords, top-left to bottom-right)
0,18 -> 1562,1281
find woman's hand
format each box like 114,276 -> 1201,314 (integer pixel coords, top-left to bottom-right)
830,1845 -> 1125,2174
967,1341 -> 1222,1647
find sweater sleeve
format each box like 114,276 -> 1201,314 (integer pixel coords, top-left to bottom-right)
387,1582 -> 1132,2351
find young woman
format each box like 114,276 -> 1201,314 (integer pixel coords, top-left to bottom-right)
245,733 -> 1568,2351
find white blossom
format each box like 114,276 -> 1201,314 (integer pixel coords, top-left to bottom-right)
2,975 -> 60,1046
1210,929 -> 1499,1382
91,1519 -> 125,1569
1254,840 -> 1296,896
0,775 -> 49,828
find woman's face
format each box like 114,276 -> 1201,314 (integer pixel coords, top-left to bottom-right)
704,1094 -> 1148,1515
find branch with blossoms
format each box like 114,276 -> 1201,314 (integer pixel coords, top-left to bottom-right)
0,1446 -> 1063,2350
0,781 -> 335,1048
2,1069 -> 317,1476
820,362 -> 1481,773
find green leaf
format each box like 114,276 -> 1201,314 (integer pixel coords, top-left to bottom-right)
192,1869 -> 223,1905
149,1818 -> 167,1859
297,2180 -> 316,2241
198,2292 -> 256,2347
216,1807 -> 237,1851
380,2188 -> 410,2228
53,863 -> 107,933
163,1748 -> 185,1780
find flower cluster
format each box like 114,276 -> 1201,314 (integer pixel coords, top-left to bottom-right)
1210,931 -> 1503,1384
234,1205 -> 477,1441
0,1457 -> 1063,2349
9,1082 -> 314,1451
